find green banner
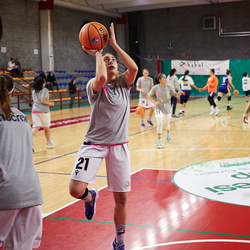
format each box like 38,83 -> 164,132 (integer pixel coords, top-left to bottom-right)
162,59 -> 250,96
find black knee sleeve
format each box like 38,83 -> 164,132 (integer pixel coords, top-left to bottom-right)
228,96 -> 231,101
208,96 -> 216,107
217,96 -> 221,101
77,188 -> 89,199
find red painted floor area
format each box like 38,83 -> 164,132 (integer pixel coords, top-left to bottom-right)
1,169 -> 250,250
37,169 -> 250,250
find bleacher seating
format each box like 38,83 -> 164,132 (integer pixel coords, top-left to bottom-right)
9,69 -> 138,111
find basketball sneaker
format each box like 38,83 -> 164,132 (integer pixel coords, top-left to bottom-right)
157,139 -> 162,149
178,112 -> 183,116
215,108 -> 220,116
46,140 -> 55,149
85,188 -> 99,220
227,106 -> 233,110
210,109 -> 216,115
112,240 -> 125,250
166,133 -> 171,142
141,122 -> 146,128
182,111 -> 185,115
147,119 -> 154,126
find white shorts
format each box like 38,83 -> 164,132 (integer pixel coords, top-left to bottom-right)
32,112 -> 51,128
138,98 -> 155,108
70,143 -> 131,192
0,205 -> 42,250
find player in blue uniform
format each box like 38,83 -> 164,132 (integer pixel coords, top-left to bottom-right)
216,70 -> 235,110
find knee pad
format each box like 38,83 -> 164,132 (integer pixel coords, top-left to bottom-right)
217,96 -> 221,101
228,96 -> 231,101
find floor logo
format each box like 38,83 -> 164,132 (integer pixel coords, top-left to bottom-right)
173,157 -> 250,206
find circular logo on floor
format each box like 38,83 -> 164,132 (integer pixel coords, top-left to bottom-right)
173,157 -> 250,206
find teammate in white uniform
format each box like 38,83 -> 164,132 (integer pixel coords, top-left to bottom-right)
0,75 -> 43,250
167,68 -> 182,117
242,72 -> 250,103
69,23 -> 138,250
149,73 -> 181,148
178,70 -> 199,116
136,69 -> 154,127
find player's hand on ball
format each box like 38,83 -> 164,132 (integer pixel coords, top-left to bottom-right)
82,46 -> 102,56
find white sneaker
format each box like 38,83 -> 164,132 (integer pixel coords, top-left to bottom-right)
215,109 -> 220,116
46,140 -> 55,149
210,109 -> 216,115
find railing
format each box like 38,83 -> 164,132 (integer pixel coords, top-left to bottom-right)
12,89 -> 88,112
13,87 -> 139,112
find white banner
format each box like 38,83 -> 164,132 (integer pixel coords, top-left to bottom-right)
171,60 -> 230,75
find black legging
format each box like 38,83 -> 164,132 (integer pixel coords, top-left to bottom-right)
171,96 -> 177,115
207,95 -> 216,108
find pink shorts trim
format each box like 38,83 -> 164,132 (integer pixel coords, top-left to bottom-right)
32,111 -> 45,114
90,141 -> 128,147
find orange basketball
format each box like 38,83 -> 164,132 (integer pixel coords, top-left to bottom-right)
135,106 -> 145,116
79,22 -> 109,50
233,89 -> 239,95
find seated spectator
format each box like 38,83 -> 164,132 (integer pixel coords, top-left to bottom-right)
68,79 -> 77,108
7,58 -> 15,72
39,71 -> 47,81
46,71 -> 59,91
11,58 -> 24,77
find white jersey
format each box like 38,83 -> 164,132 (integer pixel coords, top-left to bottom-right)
242,77 -> 250,91
167,75 -> 181,92
178,75 -> 194,90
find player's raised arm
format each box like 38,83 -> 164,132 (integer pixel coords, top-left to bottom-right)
108,23 -> 138,85
82,47 -> 107,93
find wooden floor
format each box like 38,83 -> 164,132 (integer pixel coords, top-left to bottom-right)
27,96 -> 250,216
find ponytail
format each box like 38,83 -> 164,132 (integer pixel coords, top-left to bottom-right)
170,68 -> 176,77
0,75 -> 15,118
29,76 -> 45,93
154,73 -> 163,85
183,70 -> 189,81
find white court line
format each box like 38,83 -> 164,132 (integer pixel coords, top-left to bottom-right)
130,147 -> 250,152
131,239 -> 250,250
35,147 -> 250,159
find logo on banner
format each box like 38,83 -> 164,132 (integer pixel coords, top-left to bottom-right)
173,157 -> 250,206
171,60 -> 229,75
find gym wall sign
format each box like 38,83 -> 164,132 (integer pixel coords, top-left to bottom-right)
173,157 -> 250,207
